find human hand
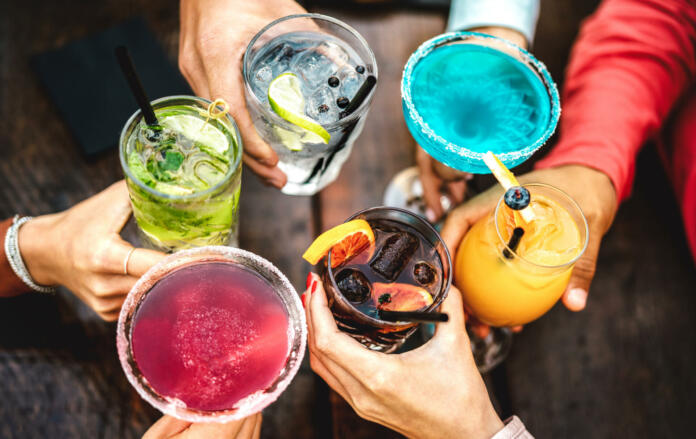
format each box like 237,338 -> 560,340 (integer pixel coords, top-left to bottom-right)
179,0 -> 307,188
304,273 -> 504,439
143,414 -> 262,439
442,165 -> 618,314
18,181 -> 166,321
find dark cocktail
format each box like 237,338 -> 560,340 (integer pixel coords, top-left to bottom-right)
117,247 -> 306,422
305,207 -> 451,352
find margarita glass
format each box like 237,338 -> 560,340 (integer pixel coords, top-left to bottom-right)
120,96 -> 243,252
455,184 -> 588,372
116,246 -> 306,422
322,207 -> 452,353
385,31 -> 560,217
243,14 -> 378,196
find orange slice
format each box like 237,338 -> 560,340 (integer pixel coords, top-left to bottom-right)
373,283 -> 434,312
303,219 -> 375,267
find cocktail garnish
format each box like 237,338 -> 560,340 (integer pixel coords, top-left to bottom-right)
369,232 -> 419,281
413,262 -> 436,286
198,98 -> 229,128
302,219 -> 375,267
336,269 -> 372,303
504,186 -> 531,210
374,283 -> 433,312
483,151 -> 535,222
503,227 -> 526,259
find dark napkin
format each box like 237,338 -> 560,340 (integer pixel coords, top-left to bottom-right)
31,17 -> 192,156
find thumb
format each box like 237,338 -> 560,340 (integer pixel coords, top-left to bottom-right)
562,226 -> 601,312
433,286 -> 466,339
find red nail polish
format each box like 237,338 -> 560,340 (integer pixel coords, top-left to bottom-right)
306,273 -> 312,288
301,292 -> 307,307
311,281 -> 317,294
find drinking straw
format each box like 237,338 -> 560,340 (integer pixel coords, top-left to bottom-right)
338,75 -> 377,119
503,227 -> 525,259
378,310 -> 449,323
482,151 -> 535,222
115,46 -> 158,126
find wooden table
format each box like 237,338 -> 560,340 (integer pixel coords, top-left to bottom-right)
2,1 -> 695,438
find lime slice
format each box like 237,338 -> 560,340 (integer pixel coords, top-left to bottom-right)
161,114 -> 229,154
268,73 -> 331,147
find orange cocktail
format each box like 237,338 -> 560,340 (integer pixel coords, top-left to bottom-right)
455,183 -> 588,327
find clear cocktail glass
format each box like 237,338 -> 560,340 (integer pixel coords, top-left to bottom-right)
120,96 -> 243,252
117,246 -> 306,422
455,184 -> 588,372
243,14 -> 378,196
322,207 -> 452,353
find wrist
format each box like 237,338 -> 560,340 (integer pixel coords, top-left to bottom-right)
468,26 -> 528,50
18,214 -> 60,286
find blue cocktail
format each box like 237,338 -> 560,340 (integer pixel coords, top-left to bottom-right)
401,32 -> 560,174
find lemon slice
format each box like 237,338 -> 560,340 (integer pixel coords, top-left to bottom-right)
161,114 -> 229,154
303,219 -> 374,267
268,73 -> 331,147
483,151 -> 535,222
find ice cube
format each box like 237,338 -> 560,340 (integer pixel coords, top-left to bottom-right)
370,232 -> 420,281
338,66 -> 361,99
306,87 -> 338,124
336,269 -> 372,303
291,48 -> 336,89
265,43 -> 296,77
317,41 -> 350,68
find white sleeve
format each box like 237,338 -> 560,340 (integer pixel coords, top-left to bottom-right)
447,0 -> 541,45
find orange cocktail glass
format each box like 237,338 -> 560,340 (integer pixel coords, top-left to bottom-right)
455,183 -> 588,369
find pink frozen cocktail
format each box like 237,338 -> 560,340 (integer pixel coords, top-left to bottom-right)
117,247 -> 306,422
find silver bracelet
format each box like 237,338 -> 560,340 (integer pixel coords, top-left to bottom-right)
4,215 -> 57,294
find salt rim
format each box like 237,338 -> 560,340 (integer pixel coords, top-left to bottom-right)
400,31 -> 561,167
116,245 -> 307,423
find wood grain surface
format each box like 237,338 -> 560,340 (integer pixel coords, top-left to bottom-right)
1,0 -> 695,438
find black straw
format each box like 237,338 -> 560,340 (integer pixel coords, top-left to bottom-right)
503,227 -> 525,259
115,46 -> 158,126
339,75 -> 376,119
379,310 -> 449,324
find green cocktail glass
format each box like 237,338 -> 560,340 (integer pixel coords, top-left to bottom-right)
119,96 -> 243,252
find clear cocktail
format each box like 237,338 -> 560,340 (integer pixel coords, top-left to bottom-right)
120,96 -> 242,252
243,14 -> 378,195
117,246 -> 306,422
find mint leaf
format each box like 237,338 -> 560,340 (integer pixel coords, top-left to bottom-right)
159,150 -> 184,172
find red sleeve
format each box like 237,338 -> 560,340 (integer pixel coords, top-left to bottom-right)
0,218 -> 31,298
534,0 -> 696,202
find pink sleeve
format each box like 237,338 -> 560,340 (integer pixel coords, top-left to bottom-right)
534,0 -> 696,202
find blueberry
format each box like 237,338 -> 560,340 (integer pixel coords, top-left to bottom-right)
336,97 -> 350,108
504,186 -> 531,210
355,65 -> 365,74
318,104 -> 330,113
328,76 -> 340,87
413,262 -> 436,286
336,269 -> 372,303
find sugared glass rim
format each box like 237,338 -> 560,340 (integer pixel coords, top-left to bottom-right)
119,95 -> 243,201
493,183 -> 589,269
116,246 -> 307,423
400,31 -> 561,167
327,206 -> 452,327
242,13 -> 379,130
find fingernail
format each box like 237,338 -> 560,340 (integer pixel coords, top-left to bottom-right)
311,280 -> 317,294
301,292 -> 307,307
566,288 -> 587,311
425,208 -> 437,223
464,173 -> 474,181
306,273 -> 312,288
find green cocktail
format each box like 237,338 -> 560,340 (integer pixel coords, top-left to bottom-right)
119,96 -> 243,252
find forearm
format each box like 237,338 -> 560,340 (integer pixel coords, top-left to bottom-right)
535,0 -> 696,202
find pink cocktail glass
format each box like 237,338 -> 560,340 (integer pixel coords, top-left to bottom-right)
117,246 -> 306,423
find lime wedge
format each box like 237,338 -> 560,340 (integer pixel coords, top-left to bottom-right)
161,114 -> 229,154
268,73 -> 331,146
